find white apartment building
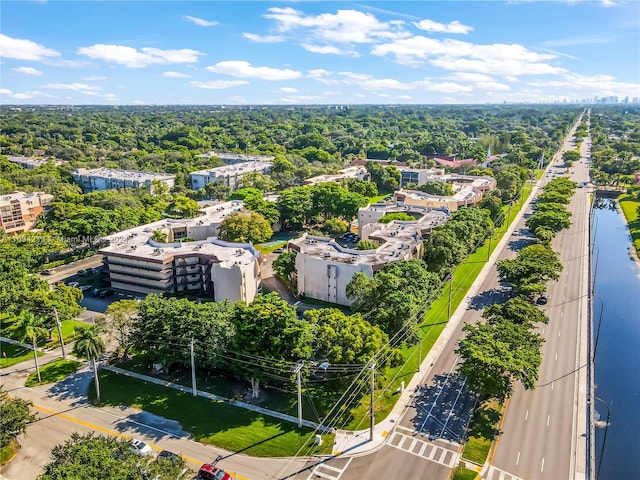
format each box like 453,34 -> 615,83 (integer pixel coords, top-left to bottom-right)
8,156 -> 65,169
190,161 -> 272,190
288,208 -> 449,306
0,191 -> 53,234
72,168 -> 175,193
304,166 -> 371,185
357,202 -> 449,239
196,152 -> 275,165
99,200 -> 261,304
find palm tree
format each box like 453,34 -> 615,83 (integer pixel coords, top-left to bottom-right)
14,312 -> 48,383
73,325 -> 106,403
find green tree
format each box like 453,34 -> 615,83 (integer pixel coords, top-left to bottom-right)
203,179 -> 231,200
379,212 -> 415,223
417,181 -> 454,196
457,319 -> 543,398
497,244 -> 563,296
14,311 -> 48,383
73,325 -> 106,403
321,218 -> 348,235
525,208 -> 571,236
277,187 -> 313,229
105,300 -> 139,360
218,210 -> 273,243
167,195 -> 199,218
38,432 -> 187,480
537,190 -> 570,204
0,385 -> 37,449
151,229 -> 167,243
272,250 -> 296,279
562,150 -> 580,163
305,308 -> 388,365
356,239 -> 379,250
231,293 -> 311,397
483,295 -> 548,327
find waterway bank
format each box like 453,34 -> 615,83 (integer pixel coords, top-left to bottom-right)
591,198 -> 640,480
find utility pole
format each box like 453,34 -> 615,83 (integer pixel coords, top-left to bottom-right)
295,362 -> 304,427
418,337 -> 422,372
370,360 -> 375,442
448,272 -> 454,319
190,339 -> 197,396
54,308 -> 66,359
487,233 -> 493,261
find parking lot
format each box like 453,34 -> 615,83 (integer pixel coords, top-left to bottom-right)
335,231 -> 360,249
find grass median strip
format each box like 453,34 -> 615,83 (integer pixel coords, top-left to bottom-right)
0,341 -> 44,369
25,358 -> 81,387
461,397 -> 502,464
95,370 -> 333,457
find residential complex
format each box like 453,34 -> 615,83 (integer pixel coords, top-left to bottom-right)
190,161 -> 272,190
8,156 -> 66,169
288,207 -> 448,306
99,200 -> 261,304
395,174 -> 496,212
0,191 -> 53,234
72,168 -> 175,193
303,166 -> 370,185
195,152 -> 274,164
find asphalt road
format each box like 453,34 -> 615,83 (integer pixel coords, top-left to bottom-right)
490,125 -> 592,480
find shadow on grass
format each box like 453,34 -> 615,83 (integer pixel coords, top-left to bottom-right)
25,359 -> 81,387
468,288 -> 510,311
45,367 -> 94,406
467,398 -> 502,440
96,371 -> 333,457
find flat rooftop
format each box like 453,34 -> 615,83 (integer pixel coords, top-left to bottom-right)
100,200 -> 258,265
73,168 -> 175,181
196,152 -> 274,162
190,161 -> 272,177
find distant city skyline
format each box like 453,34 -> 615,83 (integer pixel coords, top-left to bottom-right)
1,1 -> 639,105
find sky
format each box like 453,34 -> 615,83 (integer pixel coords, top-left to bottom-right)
1,1 -> 639,105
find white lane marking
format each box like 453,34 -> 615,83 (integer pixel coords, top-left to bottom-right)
561,311 -> 564,317
525,409 -> 529,421
547,415 -> 551,427
516,451 -> 521,465
563,296 -> 566,301
552,381 -> 555,390
558,330 -> 561,337
542,328 -> 545,335
541,458 -> 545,472
555,352 -> 558,361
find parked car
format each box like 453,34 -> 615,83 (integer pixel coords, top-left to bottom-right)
197,464 -> 231,480
98,289 -> 114,298
273,247 -> 284,253
91,288 -> 101,297
77,269 -> 89,276
79,285 -> 93,292
90,266 -> 102,274
129,439 -> 153,456
537,293 -> 549,305
156,450 -> 181,464
40,269 -> 55,275
66,281 -> 80,288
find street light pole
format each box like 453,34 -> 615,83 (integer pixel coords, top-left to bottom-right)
370,360 -> 375,442
593,296 -> 605,361
54,308 -> 66,360
295,362 -> 304,428
448,272 -> 454,320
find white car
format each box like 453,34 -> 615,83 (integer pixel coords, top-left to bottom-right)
129,439 -> 153,456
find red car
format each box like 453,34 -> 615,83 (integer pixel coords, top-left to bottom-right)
198,464 -> 231,480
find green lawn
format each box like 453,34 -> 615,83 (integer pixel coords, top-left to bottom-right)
44,320 -> 87,348
25,359 -> 82,387
619,194 -> 640,257
462,397 -> 503,464
0,439 -> 19,465
453,467 -> 478,480
1,315 -> 86,348
95,370 -> 334,457
0,341 -> 44,369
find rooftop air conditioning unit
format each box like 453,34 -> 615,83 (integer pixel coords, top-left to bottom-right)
322,251 -> 331,258
350,256 -> 358,263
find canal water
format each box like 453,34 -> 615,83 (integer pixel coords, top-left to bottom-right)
592,198 -> 640,480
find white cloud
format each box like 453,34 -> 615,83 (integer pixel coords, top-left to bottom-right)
12,66 -> 43,76
447,72 -> 495,83
280,95 -> 322,103
301,43 -> 356,56
280,87 -> 298,93
528,72 -> 640,97
243,33 -> 285,43
339,72 -> 413,90
163,71 -> 190,78
184,15 -> 218,27
44,83 -> 102,91
307,69 -> 339,85
413,19 -> 473,34
0,88 -> 13,95
0,33 -> 60,60
189,80 -> 249,89
78,44 -> 204,68
206,61 -> 302,80
83,75 -> 106,81
398,95 -> 413,100
372,35 -> 566,77
263,7 -> 407,45
9,92 -> 36,100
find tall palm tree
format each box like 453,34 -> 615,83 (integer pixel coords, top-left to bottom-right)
14,312 -> 48,383
73,325 -> 106,403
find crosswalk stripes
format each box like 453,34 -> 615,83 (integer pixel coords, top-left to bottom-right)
483,465 -> 523,480
386,431 -> 459,468
305,457 -> 352,480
